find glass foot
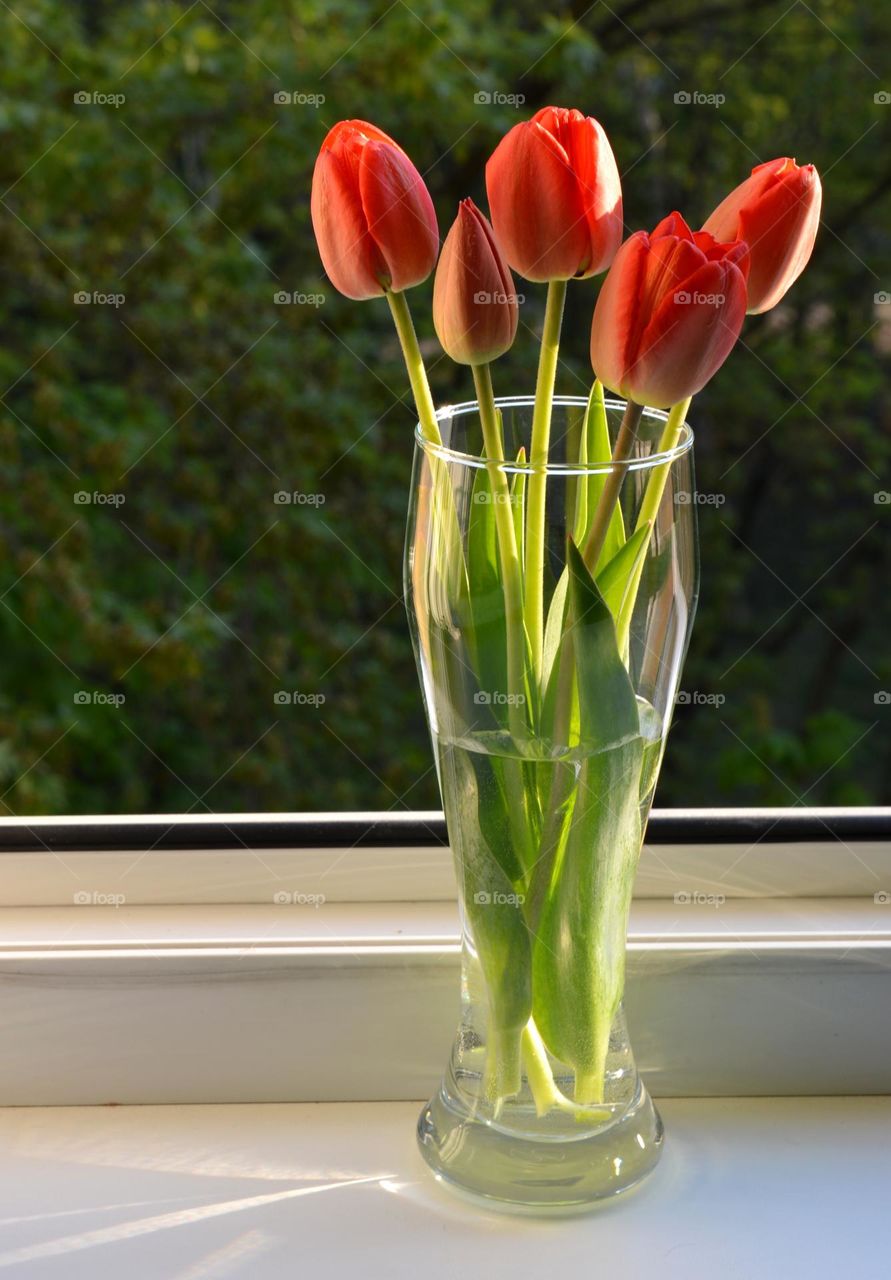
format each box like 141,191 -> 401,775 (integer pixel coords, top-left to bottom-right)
417,1075 -> 663,1213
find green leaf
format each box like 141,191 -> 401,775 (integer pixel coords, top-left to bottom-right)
530,541 -> 644,1098
464,464 -> 508,716
595,522 -> 652,623
511,446 -> 527,578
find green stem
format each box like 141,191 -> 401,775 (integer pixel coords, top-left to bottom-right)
386,289 -> 442,446
483,1023 -> 523,1104
521,1018 -> 611,1123
472,363 -> 526,740
580,399 -> 643,571
524,278 -> 568,687
615,396 -> 692,652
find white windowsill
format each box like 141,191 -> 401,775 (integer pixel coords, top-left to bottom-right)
0,1097 -> 888,1277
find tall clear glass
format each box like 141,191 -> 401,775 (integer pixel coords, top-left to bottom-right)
404,395 -> 698,1210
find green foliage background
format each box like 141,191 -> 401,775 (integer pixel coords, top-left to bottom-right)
0,0 -> 888,813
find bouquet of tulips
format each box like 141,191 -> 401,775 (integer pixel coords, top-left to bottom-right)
312,111 -> 822,1110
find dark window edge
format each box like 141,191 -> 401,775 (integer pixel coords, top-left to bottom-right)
0,808 -> 889,853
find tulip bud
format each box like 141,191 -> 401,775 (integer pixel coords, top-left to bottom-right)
311,119 -> 438,301
702,157 -> 821,314
590,212 -> 749,409
485,106 -> 623,282
433,200 -> 519,365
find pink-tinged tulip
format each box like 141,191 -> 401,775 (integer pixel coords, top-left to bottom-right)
433,199 -> 518,365
485,106 -> 623,282
590,212 -> 749,409
311,119 -> 438,301
702,158 -> 821,314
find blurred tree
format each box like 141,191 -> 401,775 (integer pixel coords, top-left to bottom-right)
0,0 -> 888,813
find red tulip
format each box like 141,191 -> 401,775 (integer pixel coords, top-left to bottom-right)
311,119 -> 438,301
702,158 -> 821,314
590,212 -> 749,409
485,106 -> 623,282
433,199 -> 518,365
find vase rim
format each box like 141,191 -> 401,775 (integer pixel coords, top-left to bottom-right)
416,395 -> 694,475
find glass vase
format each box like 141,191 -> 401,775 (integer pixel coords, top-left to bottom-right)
404,395 -> 698,1210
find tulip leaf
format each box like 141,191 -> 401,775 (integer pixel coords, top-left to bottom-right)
595,522 -> 652,623
438,738 -> 532,1099
464,463 -> 509,720
511,446 -> 527,578
531,542 -> 644,1099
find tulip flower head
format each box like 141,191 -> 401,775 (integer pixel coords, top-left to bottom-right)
486,106 -> 623,282
433,199 -> 519,365
311,119 -> 439,300
703,157 -> 821,314
590,212 -> 749,409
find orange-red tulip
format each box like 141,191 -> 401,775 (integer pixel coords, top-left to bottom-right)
433,199 -> 519,365
485,106 -> 623,282
311,119 -> 438,301
702,157 -> 821,314
590,212 -> 749,409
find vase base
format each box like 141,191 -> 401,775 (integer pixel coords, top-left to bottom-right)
417,1077 -> 663,1213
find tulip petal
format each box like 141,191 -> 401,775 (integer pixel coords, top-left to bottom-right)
589,231 -> 650,397
311,145 -> 386,300
359,139 -> 439,293
630,259 -> 747,406
486,121 -> 589,281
